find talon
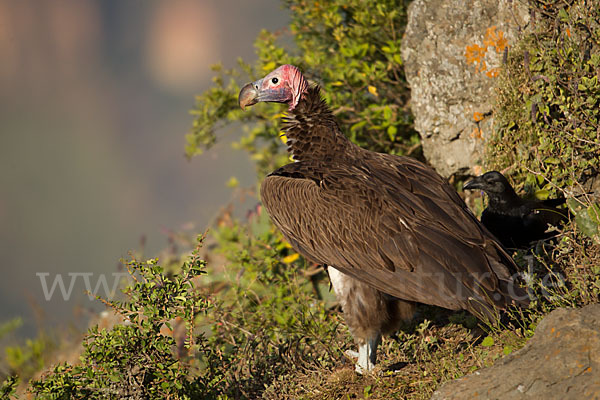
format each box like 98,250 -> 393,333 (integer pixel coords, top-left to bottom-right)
345,349 -> 359,359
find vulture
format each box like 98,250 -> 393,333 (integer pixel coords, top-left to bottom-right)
463,171 -> 569,249
238,65 -> 528,373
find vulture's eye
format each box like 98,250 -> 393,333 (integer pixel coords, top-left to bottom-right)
271,77 -> 279,84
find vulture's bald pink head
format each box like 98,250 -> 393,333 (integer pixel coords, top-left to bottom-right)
238,64 -> 309,111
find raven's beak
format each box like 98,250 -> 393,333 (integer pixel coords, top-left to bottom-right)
463,176 -> 485,191
239,82 -> 260,111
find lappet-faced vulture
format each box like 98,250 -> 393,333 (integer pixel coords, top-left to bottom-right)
239,65 -> 528,373
463,171 -> 569,249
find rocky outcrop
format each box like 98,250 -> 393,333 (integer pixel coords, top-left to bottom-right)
401,0 -> 529,178
431,305 -> 600,400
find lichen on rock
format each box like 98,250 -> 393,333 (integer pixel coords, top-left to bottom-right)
401,0 -> 529,177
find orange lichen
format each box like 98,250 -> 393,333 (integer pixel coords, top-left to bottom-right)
465,26 -> 508,77
486,68 -> 500,78
470,126 -> 483,139
495,35 -> 507,53
466,44 -> 488,72
566,27 -> 571,37
473,112 -> 484,122
482,27 -> 497,48
483,26 -> 508,53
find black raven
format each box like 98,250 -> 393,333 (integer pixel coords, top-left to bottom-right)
463,171 -> 568,249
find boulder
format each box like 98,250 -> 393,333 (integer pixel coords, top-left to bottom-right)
431,304 -> 600,399
401,0 -> 529,178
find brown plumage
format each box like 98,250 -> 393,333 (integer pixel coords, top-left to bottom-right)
239,65 -> 528,373
327,267 -> 416,371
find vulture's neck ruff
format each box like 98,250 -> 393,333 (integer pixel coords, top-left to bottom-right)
283,87 -> 358,163
236,64 -> 357,163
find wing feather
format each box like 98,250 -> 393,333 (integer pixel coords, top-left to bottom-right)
261,156 -> 525,314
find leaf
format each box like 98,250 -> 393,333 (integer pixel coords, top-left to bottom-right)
481,336 -> 494,347
535,189 -> 550,200
282,253 -> 300,263
383,106 -> 392,121
368,85 -> 378,97
351,120 -> 367,132
588,203 -> 600,225
262,61 -> 276,73
568,199 -> 600,242
387,125 -> 397,141
558,8 -> 569,21
226,177 -> 240,188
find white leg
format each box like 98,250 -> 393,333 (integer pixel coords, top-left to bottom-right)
355,334 -> 381,374
345,349 -> 359,358
327,266 -> 385,374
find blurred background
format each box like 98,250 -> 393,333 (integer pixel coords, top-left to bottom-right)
0,0 -> 288,338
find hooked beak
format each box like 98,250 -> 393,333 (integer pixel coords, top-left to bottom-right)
238,81 -> 261,111
463,176 -> 485,191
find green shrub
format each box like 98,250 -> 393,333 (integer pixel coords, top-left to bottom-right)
488,0 -> 600,309
200,208 -> 345,398
489,1 -> 599,202
4,335 -> 49,382
29,238 -> 218,400
1,317 -> 58,395
0,375 -> 19,399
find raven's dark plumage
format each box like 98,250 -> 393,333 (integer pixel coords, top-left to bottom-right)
239,65 -> 528,373
463,171 -> 568,249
